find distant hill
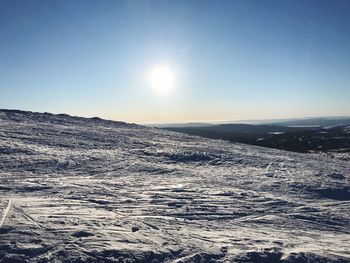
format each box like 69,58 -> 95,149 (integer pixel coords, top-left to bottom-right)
149,116 -> 350,128
268,117 -> 350,127
164,122 -> 350,154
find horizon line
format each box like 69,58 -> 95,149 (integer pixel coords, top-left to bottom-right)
1,108 -> 350,126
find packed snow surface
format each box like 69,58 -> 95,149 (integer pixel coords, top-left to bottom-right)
0,110 -> 349,262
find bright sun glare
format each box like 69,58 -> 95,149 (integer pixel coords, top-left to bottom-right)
148,65 -> 176,95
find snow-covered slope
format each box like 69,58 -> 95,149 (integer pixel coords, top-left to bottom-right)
0,109 -> 349,263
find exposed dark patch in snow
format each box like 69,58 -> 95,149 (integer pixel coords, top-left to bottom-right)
72,230 -> 95,238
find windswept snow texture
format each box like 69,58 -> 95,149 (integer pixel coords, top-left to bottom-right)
0,109 -> 349,263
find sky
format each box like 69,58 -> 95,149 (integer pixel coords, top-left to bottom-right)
0,0 -> 349,123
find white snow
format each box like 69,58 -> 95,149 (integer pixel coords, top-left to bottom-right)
0,110 -> 349,262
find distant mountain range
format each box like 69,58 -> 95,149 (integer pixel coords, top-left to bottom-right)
162,117 -> 350,155
267,116 -> 350,127
149,116 -> 350,128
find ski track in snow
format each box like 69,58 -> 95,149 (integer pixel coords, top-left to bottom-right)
0,109 -> 349,262
0,199 -> 11,228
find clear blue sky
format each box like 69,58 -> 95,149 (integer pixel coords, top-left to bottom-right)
1,0 -> 349,123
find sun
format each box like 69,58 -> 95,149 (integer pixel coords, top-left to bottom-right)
148,65 -> 176,95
